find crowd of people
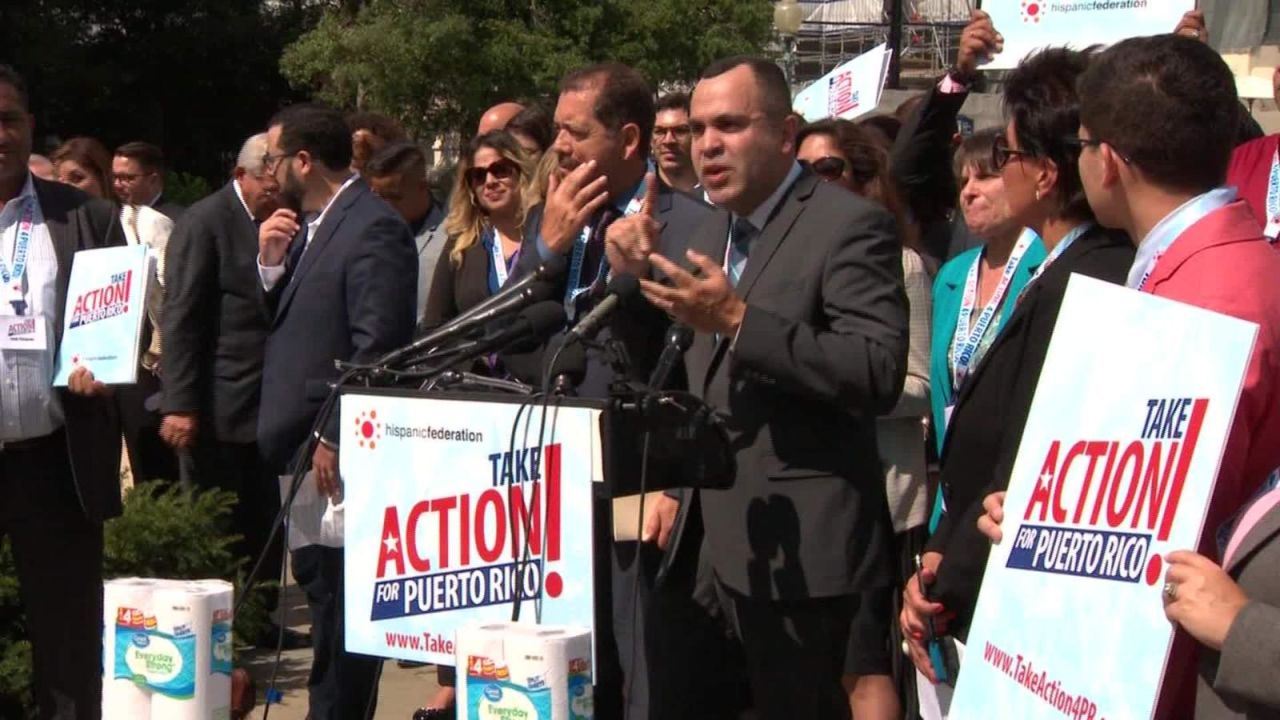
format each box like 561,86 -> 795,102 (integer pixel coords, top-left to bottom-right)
2,6 -> 1280,720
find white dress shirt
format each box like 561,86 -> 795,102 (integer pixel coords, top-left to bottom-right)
258,174 -> 360,291
0,175 -> 63,440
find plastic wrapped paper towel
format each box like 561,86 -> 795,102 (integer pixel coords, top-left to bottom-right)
102,577 -> 234,720
457,622 -> 594,720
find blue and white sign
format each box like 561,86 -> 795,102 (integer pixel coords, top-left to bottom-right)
341,392 -> 601,666
53,244 -> 150,386
984,0 -> 1195,70
793,43 -> 892,122
950,275 -> 1255,719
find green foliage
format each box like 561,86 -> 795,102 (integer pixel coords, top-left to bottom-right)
0,482 -> 273,715
163,171 -> 214,208
281,0 -> 775,136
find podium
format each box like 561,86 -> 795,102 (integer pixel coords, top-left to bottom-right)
337,385 -> 731,666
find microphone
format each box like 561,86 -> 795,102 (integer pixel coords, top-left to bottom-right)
376,271 -> 560,368
564,273 -> 640,344
452,255 -> 567,327
545,339 -> 587,396
442,301 -> 567,367
647,324 -> 693,390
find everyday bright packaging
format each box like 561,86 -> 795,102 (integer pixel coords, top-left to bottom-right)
103,578 -> 233,720
457,622 -> 593,720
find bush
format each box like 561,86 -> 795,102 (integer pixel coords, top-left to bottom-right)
0,482 -> 274,716
163,171 -> 214,207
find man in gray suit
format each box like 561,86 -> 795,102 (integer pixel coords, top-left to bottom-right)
365,141 -> 447,324
640,56 -> 909,720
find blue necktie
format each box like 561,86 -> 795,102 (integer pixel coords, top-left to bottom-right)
729,217 -> 756,286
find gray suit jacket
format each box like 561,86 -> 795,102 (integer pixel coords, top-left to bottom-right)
684,170 -> 909,600
1197,500 -> 1280,719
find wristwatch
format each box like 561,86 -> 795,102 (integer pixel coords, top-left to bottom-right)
946,64 -> 982,88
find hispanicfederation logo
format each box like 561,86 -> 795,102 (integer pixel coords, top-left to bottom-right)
68,270 -> 132,329
369,442 -> 566,621
1005,397 -> 1208,587
354,409 -> 383,449
1022,1 -> 1044,22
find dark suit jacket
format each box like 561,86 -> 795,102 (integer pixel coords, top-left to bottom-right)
256,179 -> 417,471
891,82 -> 969,265
927,225 -> 1134,636
510,179 -> 713,397
683,171 -> 909,601
160,182 -> 270,444
33,177 -> 128,522
1197,500 -> 1280,719
421,234 -> 493,330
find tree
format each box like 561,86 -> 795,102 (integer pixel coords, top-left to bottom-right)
281,0 -> 775,136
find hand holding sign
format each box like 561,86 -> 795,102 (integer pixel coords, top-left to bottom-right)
978,491 -> 1007,544
605,172 -> 660,278
957,10 -> 1004,77
1162,550 -> 1248,652
1173,9 -> 1208,43
67,366 -> 111,397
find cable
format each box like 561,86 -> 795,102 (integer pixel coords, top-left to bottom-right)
624,430 -> 653,713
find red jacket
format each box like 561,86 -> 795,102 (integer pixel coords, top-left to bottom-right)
1146,199 -> 1280,720
1226,134 -> 1279,230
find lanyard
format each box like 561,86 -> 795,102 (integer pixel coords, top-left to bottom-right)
951,230 -> 1034,390
564,193 -> 644,317
1,197 -> 33,290
487,226 -> 520,290
1024,223 -> 1093,289
1266,147 -> 1280,241
1130,187 -> 1236,291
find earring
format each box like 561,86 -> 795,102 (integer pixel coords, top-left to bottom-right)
1035,190 -> 1042,201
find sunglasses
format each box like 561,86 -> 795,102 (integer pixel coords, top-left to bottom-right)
466,159 -> 519,187
991,135 -> 1034,172
810,156 -> 847,181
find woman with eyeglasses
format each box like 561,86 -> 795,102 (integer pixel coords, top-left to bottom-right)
422,130 -> 537,329
899,47 -> 1134,692
796,118 -> 926,720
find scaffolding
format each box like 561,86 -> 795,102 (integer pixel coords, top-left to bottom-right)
792,0 -> 975,88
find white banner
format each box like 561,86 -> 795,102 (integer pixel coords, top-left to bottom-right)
793,43 -> 892,122
340,392 -> 601,666
53,244 -> 149,386
950,275 -> 1256,719
983,0 -> 1195,71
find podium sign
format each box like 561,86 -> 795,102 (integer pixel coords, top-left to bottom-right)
951,275 -> 1256,719
341,391 -> 601,665
983,0 -> 1194,71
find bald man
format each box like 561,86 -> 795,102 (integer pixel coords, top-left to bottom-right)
476,101 -> 525,135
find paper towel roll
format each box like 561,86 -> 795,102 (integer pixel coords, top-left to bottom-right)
457,623 -> 593,720
150,581 -> 233,720
102,579 -> 155,720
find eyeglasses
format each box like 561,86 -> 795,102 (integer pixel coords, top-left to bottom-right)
1061,135 -> 1132,164
653,124 -> 691,141
261,151 -> 297,174
112,172 -> 151,185
992,135 -> 1035,171
809,156 -> 848,182
465,159 -> 519,187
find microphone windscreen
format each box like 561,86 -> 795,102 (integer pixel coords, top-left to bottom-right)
519,301 -> 568,340
546,338 -> 587,385
606,273 -> 641,306
536,254 -> 569,281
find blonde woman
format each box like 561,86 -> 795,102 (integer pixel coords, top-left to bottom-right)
422,130 -> 537,327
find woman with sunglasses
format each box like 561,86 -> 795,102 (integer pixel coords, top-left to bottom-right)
796,118 -> 926,720
899,47 -> 1134,690
423,130 -> 537,329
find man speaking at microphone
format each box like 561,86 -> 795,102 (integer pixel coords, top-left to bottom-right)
256,103 -> 417,720
638,57 -> 908,719
509,62 -> 721,719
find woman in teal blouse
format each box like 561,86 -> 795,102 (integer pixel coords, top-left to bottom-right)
928,129 -> 1046,531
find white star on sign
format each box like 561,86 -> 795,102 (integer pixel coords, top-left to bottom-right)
383,536 -> 399,554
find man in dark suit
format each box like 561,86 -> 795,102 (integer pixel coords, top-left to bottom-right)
639,56 -> 909,720
255,104 -> 417,719
112,141 -> 185,220
159,131 -> 309,647
0,64 -> 127,719
509,63 -> 732,720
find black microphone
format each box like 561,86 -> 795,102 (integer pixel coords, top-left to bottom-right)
647,324 -> 693,390
452,255 -> 567,327
545,339 -> 587,396
443,301 -> 567,367
564,273 -> 640,344
376,273 -> 560,368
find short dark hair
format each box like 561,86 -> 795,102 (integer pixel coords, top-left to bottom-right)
506,104 -> 554,153
1079,34 -> 1238,194
1004,46 -> 1097,222
655,92 -> 690,115
365,141 -> 427,180
953,127 -> 1003,185
0,65 -> 29,110
346,111 -> 406,143
115,141 -> 166,173
860,115 -> 903,146
270,103 -> 352,171
699,57 -> 790,121
560,63 -> 655,151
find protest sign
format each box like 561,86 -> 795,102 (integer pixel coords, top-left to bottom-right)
53,244 -> 150,386
794,43 -> 892,121
951,274 -> 1256,719
983,0 -> 1195,70
341,391 -> 600,666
